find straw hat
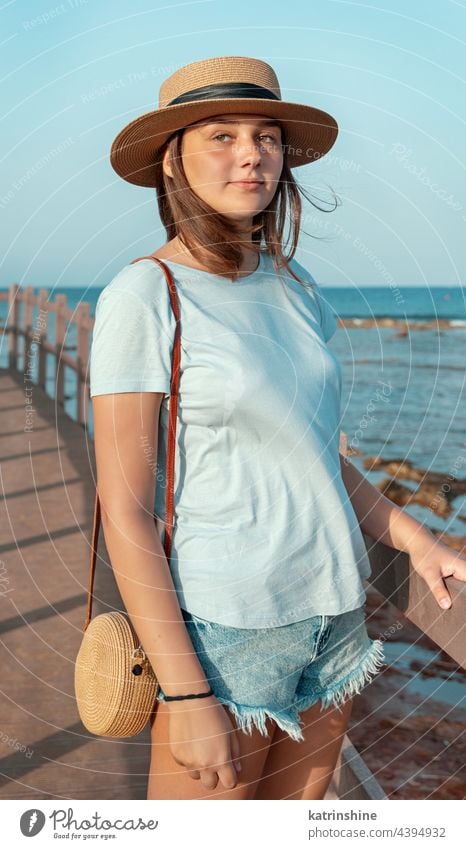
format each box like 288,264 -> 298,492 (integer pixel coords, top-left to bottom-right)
110,55 -> 338,188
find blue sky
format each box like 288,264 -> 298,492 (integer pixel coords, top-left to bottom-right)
1,0 -> 465,288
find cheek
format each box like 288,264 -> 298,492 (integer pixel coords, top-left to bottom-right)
191,155 -> 233,201
273,153 -> 284,179
187,150 -> 231,178
185,153 -> 230,196
205,151 -> 233,180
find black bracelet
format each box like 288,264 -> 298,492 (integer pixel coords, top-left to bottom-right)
163,687 -> 215,702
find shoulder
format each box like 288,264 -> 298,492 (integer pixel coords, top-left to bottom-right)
285,256 -> 317,289
90,259 -> 176,397
283,256 -> 338,342
268,253 -> 318,297
93,259 -> 177,340
97,258 -> 169,309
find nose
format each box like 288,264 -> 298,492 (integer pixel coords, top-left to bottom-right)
234,135 -> 263,167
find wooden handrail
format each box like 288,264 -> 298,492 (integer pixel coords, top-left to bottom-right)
363,533 -> 465,668
1,283 -> 94,426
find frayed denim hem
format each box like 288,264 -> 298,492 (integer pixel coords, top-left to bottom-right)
156,688 -> 306,742
295,638 -> 387,718
215,696 -> 306,743
155,639 -> 386,745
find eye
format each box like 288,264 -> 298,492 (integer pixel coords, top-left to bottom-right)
212,133 -> 280,145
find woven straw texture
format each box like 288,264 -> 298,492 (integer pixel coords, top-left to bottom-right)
159,56 -> 281,107
75,612 -> 158,738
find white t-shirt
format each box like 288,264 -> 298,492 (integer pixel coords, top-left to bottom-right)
90,250 -> 372,628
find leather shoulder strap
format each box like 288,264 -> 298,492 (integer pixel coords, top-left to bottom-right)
83,255 -> 181,630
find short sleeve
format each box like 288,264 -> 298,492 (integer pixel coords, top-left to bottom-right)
89,263 -> 175,398
315,287 -> 338,342
301,266 -> 338,343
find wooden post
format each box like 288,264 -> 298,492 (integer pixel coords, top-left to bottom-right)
37,289 -> 49,391
7,283 -> 20,369
55,293 -> 67,407
23,286 -> 34,379
76,301 -> 90,426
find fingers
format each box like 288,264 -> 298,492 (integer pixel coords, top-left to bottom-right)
448,555 -> 466,581
188,761 -> 240,791
187,769 -> 201,780
217,763 -> 240,790
184,764 -> 220,789
422,568 -> 451,609
230,729 -> 242,773
199,768 -> 220,790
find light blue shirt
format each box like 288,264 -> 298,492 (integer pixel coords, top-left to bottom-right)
90,251 -> 372,628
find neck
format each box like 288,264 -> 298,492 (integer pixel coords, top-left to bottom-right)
170,237 -> 260,276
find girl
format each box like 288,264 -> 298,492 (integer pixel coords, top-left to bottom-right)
90,56 -> 466,800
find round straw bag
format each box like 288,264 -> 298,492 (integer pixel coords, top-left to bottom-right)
74,255 -> 182,737
74,610 -> 160,737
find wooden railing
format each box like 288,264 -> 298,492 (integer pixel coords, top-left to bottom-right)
0,283 -> 94,427
1,282 -> 464,800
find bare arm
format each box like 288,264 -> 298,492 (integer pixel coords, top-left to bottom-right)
92,390 -> 210,698
338,446 -> 466,610
338,451 -> 434,553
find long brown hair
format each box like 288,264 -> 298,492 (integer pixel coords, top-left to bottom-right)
155,123 -> 340,287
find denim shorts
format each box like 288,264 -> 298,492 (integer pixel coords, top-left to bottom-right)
155,604 -> 386,743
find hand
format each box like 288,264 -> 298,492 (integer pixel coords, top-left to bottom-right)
168,695 -> 242,792
408,533 -> 466,609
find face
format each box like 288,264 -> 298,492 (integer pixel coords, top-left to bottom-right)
162,112 -> 284,224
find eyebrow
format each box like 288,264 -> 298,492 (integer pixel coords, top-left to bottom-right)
199,118 -> 282,130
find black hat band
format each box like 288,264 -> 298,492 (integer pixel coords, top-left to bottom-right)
167,81 -> 281,107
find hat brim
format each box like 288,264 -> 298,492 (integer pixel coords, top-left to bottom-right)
110,98 -> 338,187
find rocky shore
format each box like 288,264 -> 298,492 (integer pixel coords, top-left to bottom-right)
339,317 -> 465,332
350,453 -> 466,553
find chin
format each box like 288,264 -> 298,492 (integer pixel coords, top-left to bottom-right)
219,201 -> 264,215
222,211 -> 262,223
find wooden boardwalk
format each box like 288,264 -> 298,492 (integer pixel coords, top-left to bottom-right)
0,367 -> 151,799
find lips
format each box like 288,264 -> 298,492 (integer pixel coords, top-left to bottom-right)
230,180 -> 263,188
